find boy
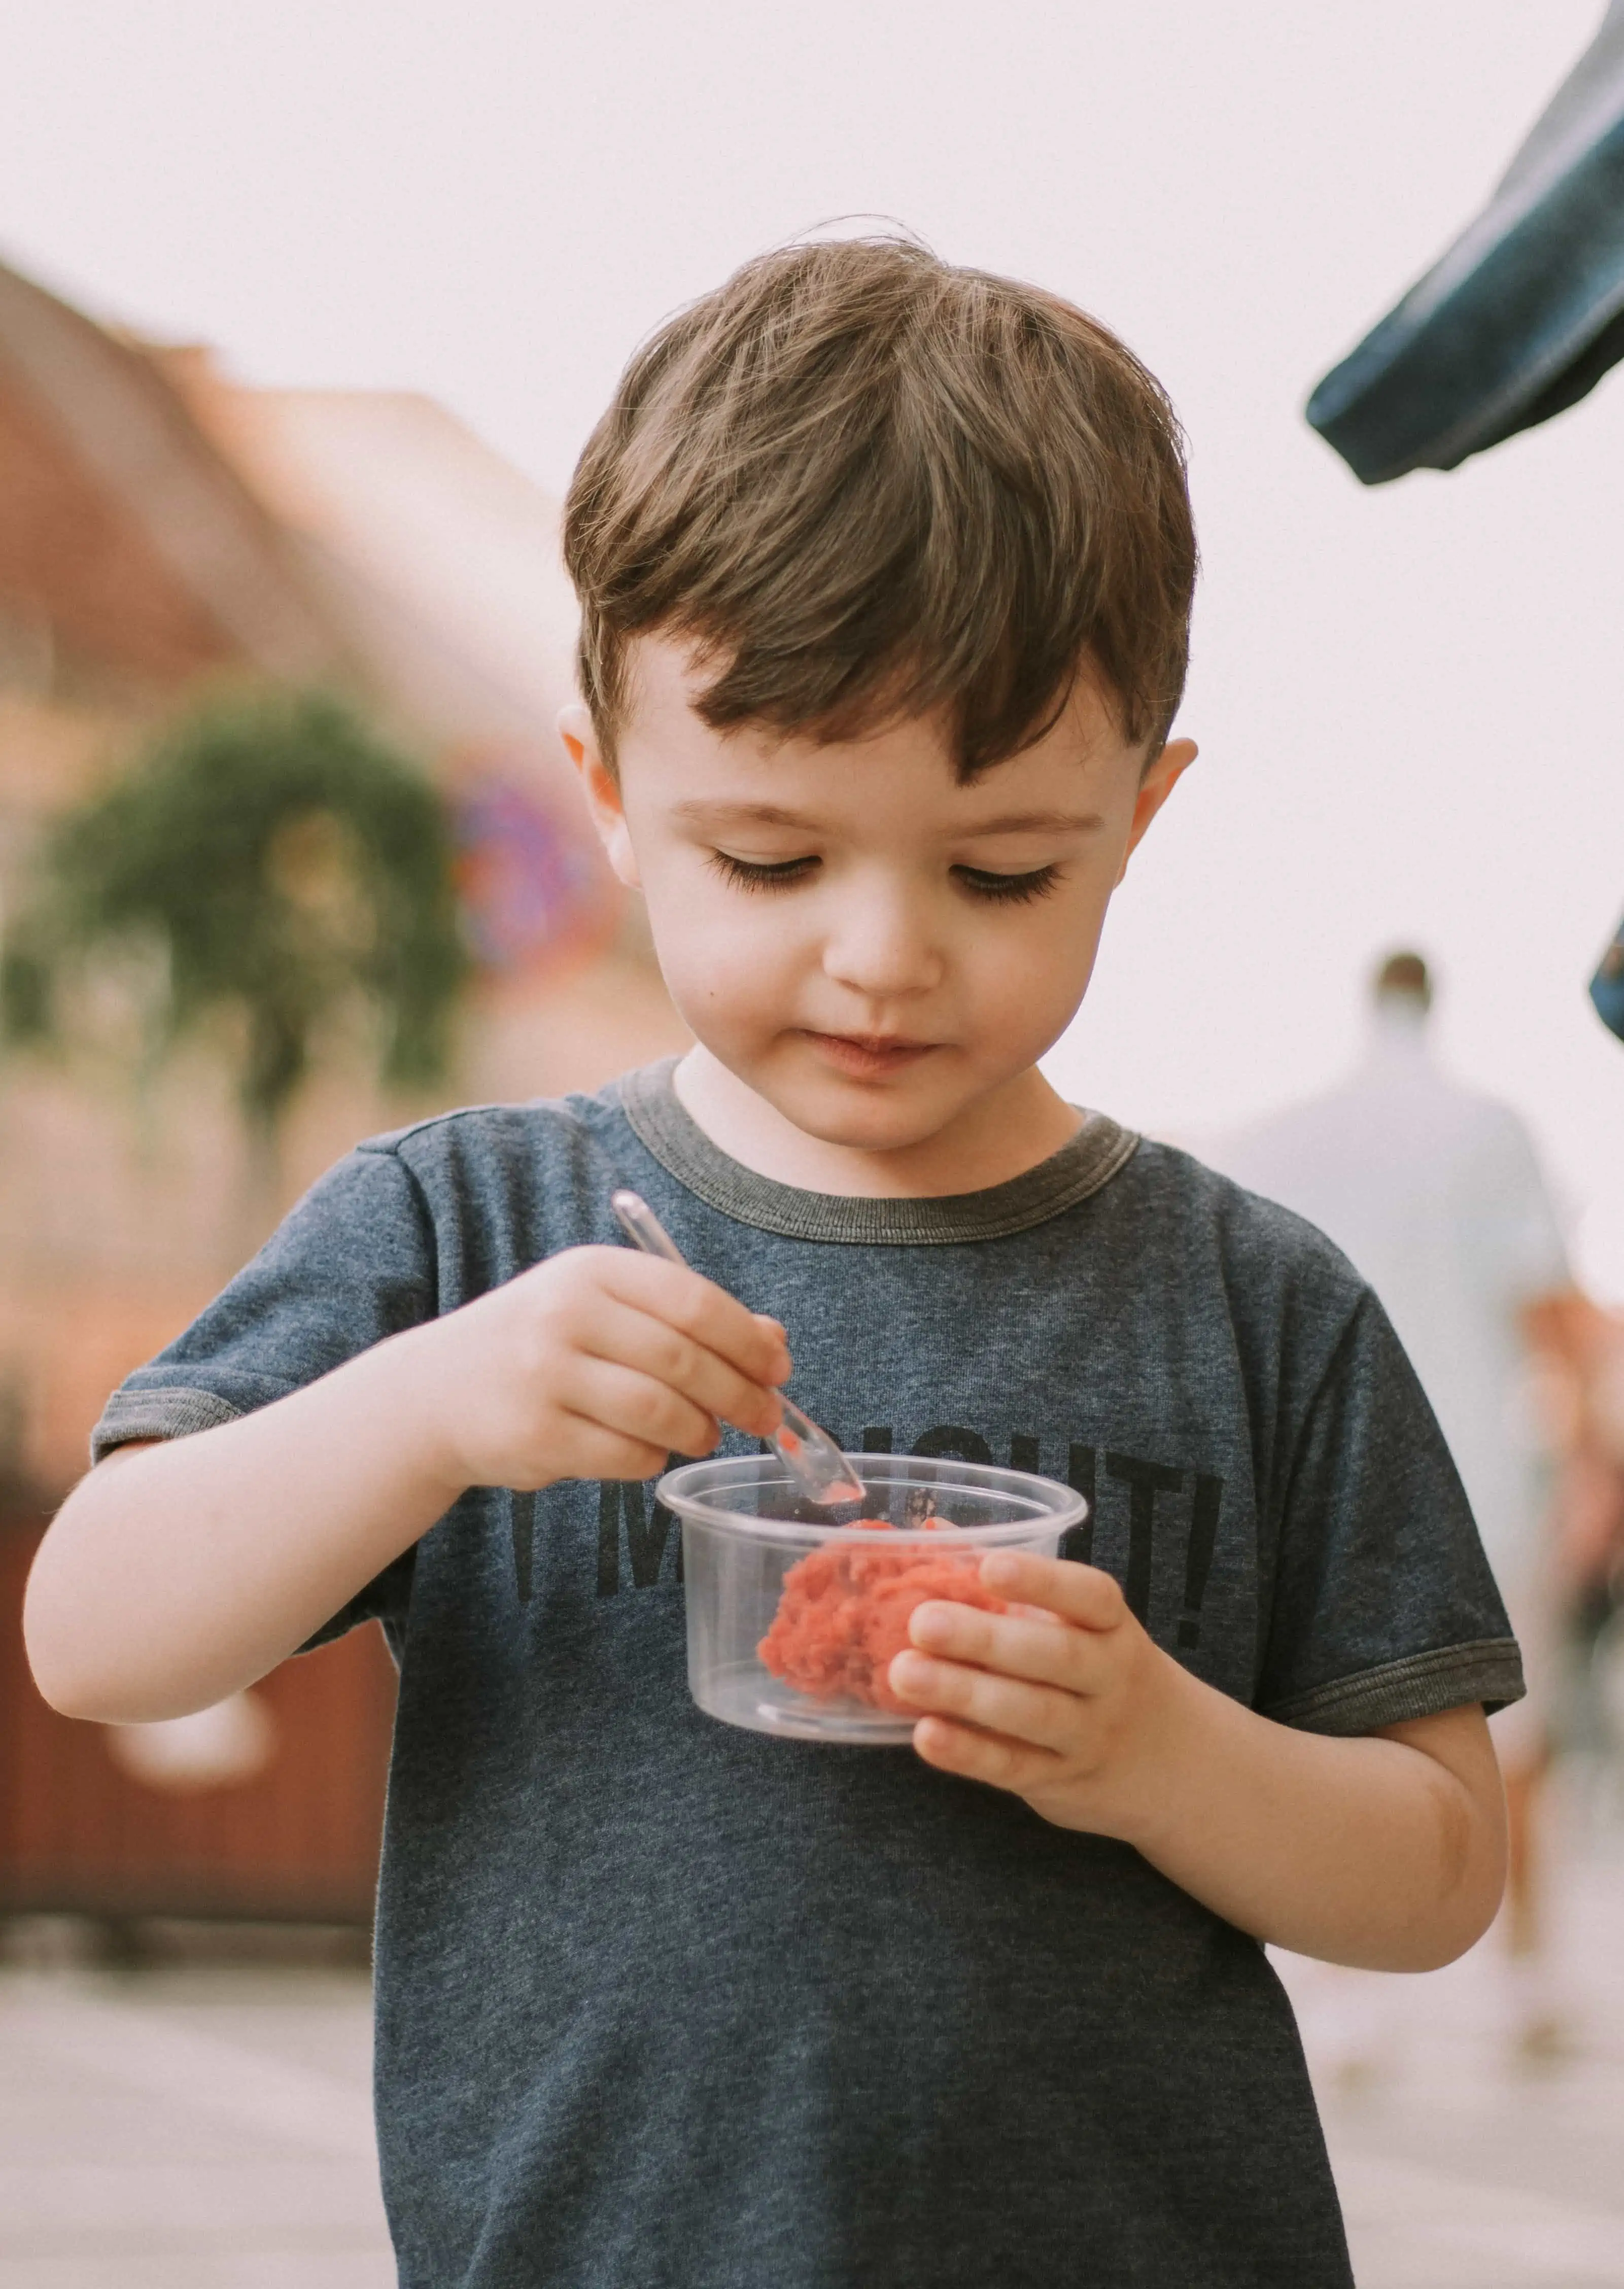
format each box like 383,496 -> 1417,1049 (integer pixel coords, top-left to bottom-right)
26,240 -> 1517,2288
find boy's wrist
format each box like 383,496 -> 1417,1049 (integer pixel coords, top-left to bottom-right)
1095,1649 -> 1233,1859
351,1316 -> 480,1509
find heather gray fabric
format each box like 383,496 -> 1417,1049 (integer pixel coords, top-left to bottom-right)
93,1061 -> 1521,2289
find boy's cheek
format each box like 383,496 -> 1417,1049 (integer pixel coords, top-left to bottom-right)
643,902 -> 800,1021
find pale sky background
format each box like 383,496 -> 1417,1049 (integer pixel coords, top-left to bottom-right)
5,2 -> 1624,1280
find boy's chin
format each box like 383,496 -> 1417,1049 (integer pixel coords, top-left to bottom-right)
754,1062 -> 975,1157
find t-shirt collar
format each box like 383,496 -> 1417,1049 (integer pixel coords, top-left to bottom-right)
617,1058 -> 1138,1246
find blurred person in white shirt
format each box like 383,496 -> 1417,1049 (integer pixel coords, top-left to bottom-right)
1214,951 -> 1571,2061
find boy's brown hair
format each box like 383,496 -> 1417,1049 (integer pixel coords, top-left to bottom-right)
563,236 -> 1196,776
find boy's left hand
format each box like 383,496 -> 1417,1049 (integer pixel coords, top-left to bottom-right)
887,1551 -> 1195,1841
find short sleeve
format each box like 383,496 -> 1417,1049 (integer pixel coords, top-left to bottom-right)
1256,1288 -> 1525,1733
90,1141 -> 438,1648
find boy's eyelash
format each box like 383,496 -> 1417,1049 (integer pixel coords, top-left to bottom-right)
953,864 -> 1062,905
706,852 -> 1062,905
707,851 -> 819,892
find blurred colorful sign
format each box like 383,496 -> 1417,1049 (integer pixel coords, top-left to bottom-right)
454,775 -> 614,973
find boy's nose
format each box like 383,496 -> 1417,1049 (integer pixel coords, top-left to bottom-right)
819,890 -> 945,1000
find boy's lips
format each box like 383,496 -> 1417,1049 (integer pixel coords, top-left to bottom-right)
800,1030 -> 939,1078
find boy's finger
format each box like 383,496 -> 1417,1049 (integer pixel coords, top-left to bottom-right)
575,1295 -> 783,1440
978,1551 -> 1125,1629
597,1252 -> 793,1383
888,1648 -> 1081,1753
583,1292 -> 786,1440
568,1356 -> 722,1460
910,1713 -> 1064,1794
545,1417 -> 673,1486
907,1601 -> 1106,1694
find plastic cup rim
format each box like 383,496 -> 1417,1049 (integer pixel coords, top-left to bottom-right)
656,1451 -> 1086,1546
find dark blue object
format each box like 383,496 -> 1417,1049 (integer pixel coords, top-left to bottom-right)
1591,918 -> 1624,1042
1308,5 -> 1624,483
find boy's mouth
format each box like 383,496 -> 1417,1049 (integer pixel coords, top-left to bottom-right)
800,1031 -> 938,1079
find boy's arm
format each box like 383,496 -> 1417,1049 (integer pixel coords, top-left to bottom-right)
889,1554 -> 1506,1972
25,1247 -> 790,1724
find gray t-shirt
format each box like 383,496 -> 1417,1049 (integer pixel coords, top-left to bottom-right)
94,1061 -> 1521,2289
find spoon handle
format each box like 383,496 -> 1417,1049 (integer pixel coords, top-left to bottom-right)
608,1188 -> 686,1266
609,1190 -> 865,1507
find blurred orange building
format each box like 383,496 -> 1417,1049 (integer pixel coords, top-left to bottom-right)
0,250 -> 687,1931
0,250 -> 684,1498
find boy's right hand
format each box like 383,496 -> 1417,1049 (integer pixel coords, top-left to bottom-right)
406,1246 -> 792,1495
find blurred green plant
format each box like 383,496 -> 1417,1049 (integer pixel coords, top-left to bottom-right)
1,688 -> 469,1177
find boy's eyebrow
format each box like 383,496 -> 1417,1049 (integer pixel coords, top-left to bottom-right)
671,801 -> 821,830
959,809 -> 1107,836
670,801 -> 1105,836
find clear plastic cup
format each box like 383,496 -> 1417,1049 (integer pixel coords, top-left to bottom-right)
659,1452 -> 1089,1744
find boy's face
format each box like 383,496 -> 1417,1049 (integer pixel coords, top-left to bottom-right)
563,637 -> 1193,1158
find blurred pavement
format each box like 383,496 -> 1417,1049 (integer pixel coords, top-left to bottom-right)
2,1822 -> 1621,2287
0,1957 -> 390,2287
1283,1806 -> 1624,2288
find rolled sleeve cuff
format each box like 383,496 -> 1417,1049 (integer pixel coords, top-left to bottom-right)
1262,1638 -> 1526,1734
90,1386 -> 244,1465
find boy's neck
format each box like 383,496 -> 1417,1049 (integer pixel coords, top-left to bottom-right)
672,1048 -> 1084,1199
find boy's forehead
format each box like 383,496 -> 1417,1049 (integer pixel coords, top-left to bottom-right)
616,635 -> 1138,805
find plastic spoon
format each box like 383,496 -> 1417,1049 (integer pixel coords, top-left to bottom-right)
610,1189 -> 866,1507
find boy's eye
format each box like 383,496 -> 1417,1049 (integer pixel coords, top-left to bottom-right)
953,863 -> 1062,906
707,850 -> 820,892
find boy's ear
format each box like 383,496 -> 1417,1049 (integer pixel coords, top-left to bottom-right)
1117,737 -> 1197,884
560,704 -> 641,889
